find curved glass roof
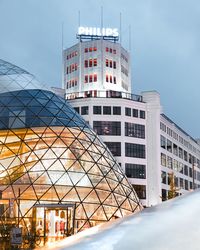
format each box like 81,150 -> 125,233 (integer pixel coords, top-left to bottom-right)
0,89 -> 89,129
0,59 -> 30,75
0,59 -> 47,93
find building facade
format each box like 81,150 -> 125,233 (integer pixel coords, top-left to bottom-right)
63,28 -> 200,207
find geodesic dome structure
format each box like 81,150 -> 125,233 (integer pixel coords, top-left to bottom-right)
0,60 -> 141,236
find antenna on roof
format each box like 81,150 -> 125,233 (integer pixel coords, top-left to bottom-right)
120,12 -> 122,44
78,10 -> 81,27
129,25 -> 132,52
61,22 -> 64,89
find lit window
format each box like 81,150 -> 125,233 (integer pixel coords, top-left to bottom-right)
94,74 -> 97,82
110,75 -> 112,83
106,59 -> 109,67
93,47 -> 97,51
106,75 -> 109,82
106,47 -> 109,52
89,59 -> 93,67
85,60 -> 88,68
89,47 -> 93,52
94,59 -> 97,67
85,75 -> 88,83
89,75 -> 93,82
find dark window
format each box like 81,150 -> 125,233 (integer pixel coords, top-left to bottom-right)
125,143 -> 145,158
125,164 -> 146,179
132,109 -> 138,117
113,61 -> 116,69
173,143 -> 178,156
74,107 -> 79,114
84,60 -> 88,68
125,107 -> 131,116
140,110 -> 145,119
85,75 -> 88,83
160,135 -> 166,149
113,76 -> 116,84
104,142 -> 121,156
89,59 -> 93,67
185,180 -> 189,190
81,106 -> 88,115
89,75 -> 93,82
167,139 -> 172,152
132,185 -> 146,199
94,74 -> 97,82
184,165 -> 189,176
161,153 -> 166,166
125,122 -> 145,139
93,106 -> 101,115
162,189 -> 167,201
189,167 -> 193,178
103,106 -> 111,115
113,106 -> 121,115
162,171 -> 167,184
184,150 -> 188,161
93,121 -> 121,136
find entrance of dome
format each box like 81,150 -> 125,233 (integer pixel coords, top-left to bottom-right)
33,204 -> 75,243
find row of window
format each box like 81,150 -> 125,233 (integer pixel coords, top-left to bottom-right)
161,153 -> 200,180
106,75 -> 116,84
93,106 -> 121,115
121,53 -> 128,63
161,171 -> 196,191
93,121 -> 121,136
160,135 -> 200,165
121,65 -> 128,76
125,107 -> 145,119
66,79 -> 78,89
84,59 -> 97,68
105,47 -> 117,54
106,59 -> 116,69
66,63 -> 78,74
66,51 -> 78,60
160,122 -> 199,154
85,47 -> 97,53
84,74 -> 97,83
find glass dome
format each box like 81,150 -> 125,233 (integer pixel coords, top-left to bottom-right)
0,60 -> 141,242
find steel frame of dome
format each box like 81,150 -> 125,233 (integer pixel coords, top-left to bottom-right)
0,60 -> 141,245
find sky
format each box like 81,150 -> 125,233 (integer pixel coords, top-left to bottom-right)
0,0 -> 200,138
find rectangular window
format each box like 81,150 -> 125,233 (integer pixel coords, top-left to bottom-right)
89,59 -> 93,67
162,171 -> 167,184
167,139 -> 172,152
125,164 -> 146,179
125,143 -> 145,158
110,60 -> 113,68
132,109 -> 138,117
167,156 -> 173,169
125,107 -> 131,116
113,49 -> 116,54
104,142 -> 121,156
160,135 -> 166,149
81,106 -> 89,115
74,107 -> 80,114
132,185 -> 146,199
113,76 -> 116,84
84,75 -> 88,83
89,47 -> 93,52
110,75 -> 112,83
93,106 -> 101,115
94,74 -> 97,82
103,106 -> 111,115
89,75 -> 93,82
84,60 -> 88,68
106,75 -> 109,82
93,121 -> 121,136
94,58 -> 97,67
140,110 -> 145,119
106,47 -> 109,52
93,47 -> 97,51
85,48 -> 88,53
106,59 -> 109,67
113,106 -> 121,115
113,61 -> 116,69
125,122 -> 145,139
161,153 -> 166,166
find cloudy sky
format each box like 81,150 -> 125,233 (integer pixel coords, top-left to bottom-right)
0,0 -> 200,137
